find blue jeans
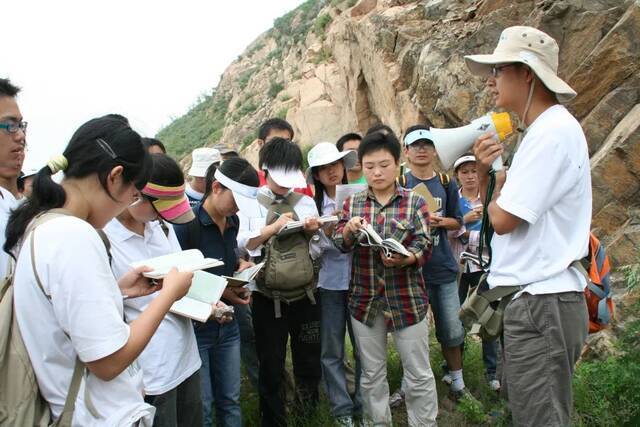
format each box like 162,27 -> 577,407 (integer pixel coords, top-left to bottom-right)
195,319 -> 242,427
426,279 -> 466,348
318,289 -> 362,417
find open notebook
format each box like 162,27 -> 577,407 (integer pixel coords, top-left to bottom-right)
222,262 -> 265,288
170,270 -> 228,322
358,223 -> 411,258
277,215 -> 338,237
130,249 -> 224,280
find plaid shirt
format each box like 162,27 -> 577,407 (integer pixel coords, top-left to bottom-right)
334,185 -> 432,331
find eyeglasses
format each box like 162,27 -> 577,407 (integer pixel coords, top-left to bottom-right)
408,142 -> 434,152
0,121 -> 28,134
492,64 -> 517,78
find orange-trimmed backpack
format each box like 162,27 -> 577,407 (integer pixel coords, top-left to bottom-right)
579,233 -> 615,333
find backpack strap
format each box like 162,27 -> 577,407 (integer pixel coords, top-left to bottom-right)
159,220 -> 171,238
438,172 -> 450,190
54,358 -> 84,427
26,210 -> 90,426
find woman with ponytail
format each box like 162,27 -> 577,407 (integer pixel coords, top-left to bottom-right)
7,115 -> 193,426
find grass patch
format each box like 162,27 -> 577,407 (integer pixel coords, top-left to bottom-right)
276,107 -> 289,120
314,13 -> 333,35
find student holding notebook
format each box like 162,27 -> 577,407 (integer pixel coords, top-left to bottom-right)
104,153 -> 203,427
333,131 -> 438,426
6,116 -> 193,426
306,142 -> 362,426
174,157 -> 260,427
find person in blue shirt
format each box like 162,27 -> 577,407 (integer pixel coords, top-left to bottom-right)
391,124 -> 469,403
450,154 -> 500,392
307,142 -> 362,426
174,157 -> 260,427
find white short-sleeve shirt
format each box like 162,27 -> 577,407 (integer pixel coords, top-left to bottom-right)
488,105 -> 592,295
104,219 -> 201,396
13,216 -> 154,426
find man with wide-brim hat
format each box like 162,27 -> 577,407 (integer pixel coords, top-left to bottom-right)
468,26 -> 591,426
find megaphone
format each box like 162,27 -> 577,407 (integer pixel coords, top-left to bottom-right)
430,112 -> 513,171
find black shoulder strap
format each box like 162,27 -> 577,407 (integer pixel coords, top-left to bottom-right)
159,220 -> 171,238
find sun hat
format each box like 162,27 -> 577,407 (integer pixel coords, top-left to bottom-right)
188,147 -> 221,177
404,129 -> 435,146
264,167 -> 307,189
453,155 -> 477,172
464,26 -> 576,103
214,169 -> 260,214
141,183 -> 195,224
305,142 -> 357,184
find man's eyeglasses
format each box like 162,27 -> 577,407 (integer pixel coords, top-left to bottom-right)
408,142 -> 434,152
491,64 -> 515,78
0,121 -> 28,134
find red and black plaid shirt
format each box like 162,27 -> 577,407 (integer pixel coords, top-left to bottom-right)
334,185 -> 432,331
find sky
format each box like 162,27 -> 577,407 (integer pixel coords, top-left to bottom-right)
1,0 -> 304,170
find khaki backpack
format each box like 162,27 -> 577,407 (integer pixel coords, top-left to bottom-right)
0,211 -> 87,427
255,192 -> 318,318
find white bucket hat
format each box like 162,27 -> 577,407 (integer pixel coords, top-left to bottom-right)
188,147 -> 221,177
305,142 -> 357,184
464,26 -> 576,103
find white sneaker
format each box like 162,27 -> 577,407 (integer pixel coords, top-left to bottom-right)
488,378 -> 501,391
441,372 -> 453,385
336,416 -> 354,427
388,390 -> 405,408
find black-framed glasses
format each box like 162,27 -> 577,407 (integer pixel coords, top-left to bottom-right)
408,141 -> 434,151
491,64 -> 515,78
0,121 -> 27,134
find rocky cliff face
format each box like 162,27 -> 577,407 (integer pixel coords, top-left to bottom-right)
157,0 -> 640,265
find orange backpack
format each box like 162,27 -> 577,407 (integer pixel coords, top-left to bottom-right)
580,233 -> 615,333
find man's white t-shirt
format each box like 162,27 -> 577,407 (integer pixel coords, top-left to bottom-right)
13,216 -> 155,426
104,218 -> 201,396
0,187 -> 18,279
489,104 -> 592,295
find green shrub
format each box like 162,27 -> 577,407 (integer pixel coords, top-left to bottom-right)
314,13 -> 333,35
312,46 -> 333,64
240,131 -> 257,151
238,69 -> 256,90
157,90 -> 229,160
268,81 -> 284,99
235,102 -> 258,119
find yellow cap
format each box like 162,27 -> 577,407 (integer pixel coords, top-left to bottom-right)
491,112 -> 513,141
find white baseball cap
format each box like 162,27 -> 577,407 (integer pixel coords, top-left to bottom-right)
464,26 -> 576,103
188,147 -> 221,177
265,167 -> 307,189
305,142 -> 357,184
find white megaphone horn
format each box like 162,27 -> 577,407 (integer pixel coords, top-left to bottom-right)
429,112 -> 513,171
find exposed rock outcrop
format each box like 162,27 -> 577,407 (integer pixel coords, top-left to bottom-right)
157,0 -> 640,265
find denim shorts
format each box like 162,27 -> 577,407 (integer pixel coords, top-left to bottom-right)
426,279 -> 466,347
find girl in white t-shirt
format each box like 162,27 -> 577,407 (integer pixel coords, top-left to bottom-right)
6,115 -> 193,426
105,153 -> 204,427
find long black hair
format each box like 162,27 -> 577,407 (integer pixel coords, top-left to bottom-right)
147,153 -> 183,187
311,163 -> 348,215
203,157 -> 259,200
4,115 -> 151,254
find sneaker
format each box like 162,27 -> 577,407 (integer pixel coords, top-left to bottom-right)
441,372 -> 453,385
441,362 -> 452,385
388,390 -> 405,408
488,378 -> 501,392
336,416 -> 354,427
